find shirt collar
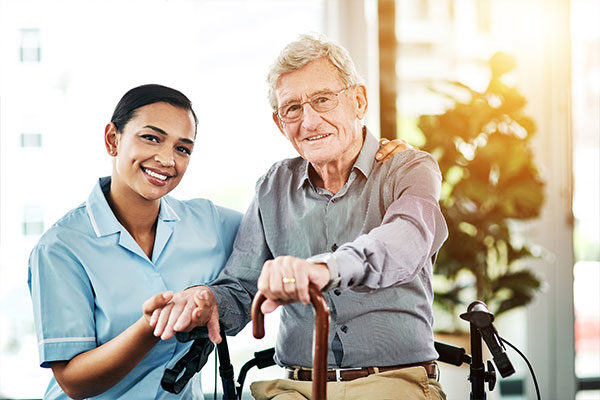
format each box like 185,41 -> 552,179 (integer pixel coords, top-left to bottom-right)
296,126 -> 379,190
86,176 -> 180,238
352,126 -> 378,179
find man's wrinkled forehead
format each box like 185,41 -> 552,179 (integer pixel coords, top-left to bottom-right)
275,58 -> 345,105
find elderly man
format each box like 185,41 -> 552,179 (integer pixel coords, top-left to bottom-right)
155,34 -> 447,399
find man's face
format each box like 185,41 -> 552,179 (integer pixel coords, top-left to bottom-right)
273,58 -> 367,167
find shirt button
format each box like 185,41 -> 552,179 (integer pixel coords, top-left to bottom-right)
331,243 -> 338,252
341,325 -> 348,333
334,289 -> 341,296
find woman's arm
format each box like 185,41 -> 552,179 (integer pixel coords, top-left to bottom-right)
49,292 -> 172,400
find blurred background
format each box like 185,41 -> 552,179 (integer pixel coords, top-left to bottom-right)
0,0 -> 597,399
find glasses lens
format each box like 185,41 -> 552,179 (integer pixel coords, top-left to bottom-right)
280,103 -> 302,121
310,93 -> 337,112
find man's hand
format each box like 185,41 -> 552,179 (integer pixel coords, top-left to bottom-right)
191,289 -> 222,344
256,256 -> 330,314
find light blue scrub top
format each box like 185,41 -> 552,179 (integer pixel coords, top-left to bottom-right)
28,177 -> 242,399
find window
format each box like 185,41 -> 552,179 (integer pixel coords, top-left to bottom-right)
22,205 -> 44,236
20,133 -> 42,148
19,28 -> 41,63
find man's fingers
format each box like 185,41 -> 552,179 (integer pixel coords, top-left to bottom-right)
149,309 -> 160,327
294,271 -> 310,305
268,266 -> 288,301
206,308 -> 222,344
173,302 -> 194,332
190,290 -> 214,325
162,301 -> 185,340
153,303 -> 173,338
260,298 -> 283,314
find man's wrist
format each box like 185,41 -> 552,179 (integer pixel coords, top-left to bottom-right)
306,253 -> 341,292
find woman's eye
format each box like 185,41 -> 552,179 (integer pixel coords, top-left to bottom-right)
177,146 -> 191,155
141,134 -> 159,142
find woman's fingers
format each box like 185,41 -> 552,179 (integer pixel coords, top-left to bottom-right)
143,291 -> 173,325
376,138 -> 415,163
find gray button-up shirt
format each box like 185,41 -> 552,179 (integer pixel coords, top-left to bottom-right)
210,130 -> 448,368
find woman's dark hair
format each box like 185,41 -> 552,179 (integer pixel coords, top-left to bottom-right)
110,84 -> 199,134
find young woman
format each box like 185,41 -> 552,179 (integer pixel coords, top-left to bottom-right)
28,84 -> 407,399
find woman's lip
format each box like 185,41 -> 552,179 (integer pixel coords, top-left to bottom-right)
142,170 -> 168,186
141,167 -> 171,186
142,166 -> 172,178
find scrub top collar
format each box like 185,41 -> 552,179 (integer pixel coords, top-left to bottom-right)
86,176 -> 180,239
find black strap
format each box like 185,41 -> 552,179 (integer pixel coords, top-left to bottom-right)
161,336 -> 214,394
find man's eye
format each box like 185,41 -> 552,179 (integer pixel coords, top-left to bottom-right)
314,96 -> 332,104
141,134 -> 159,142
177,146 -> 191,155
285,104 -> 301,114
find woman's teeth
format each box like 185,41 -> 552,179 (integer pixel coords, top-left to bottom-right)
144,168 -> 167,181
307,133 -> 330,141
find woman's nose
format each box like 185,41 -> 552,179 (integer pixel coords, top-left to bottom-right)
154,148 -> 175,167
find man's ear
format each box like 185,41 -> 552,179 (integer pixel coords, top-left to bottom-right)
272,112 -> 287,138
353,84 -> 368,119
104,123 -> 119,156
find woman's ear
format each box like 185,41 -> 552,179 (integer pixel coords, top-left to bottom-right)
353,85 -> 368,119
104,123 -> 119,156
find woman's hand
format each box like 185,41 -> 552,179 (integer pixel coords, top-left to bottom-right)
375,138 -> 416,163
143,291 -> 173,325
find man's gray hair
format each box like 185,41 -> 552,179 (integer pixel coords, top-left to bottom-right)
267,33 -> 363,111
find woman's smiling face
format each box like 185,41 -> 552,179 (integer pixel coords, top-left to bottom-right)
106,101 -> 196,202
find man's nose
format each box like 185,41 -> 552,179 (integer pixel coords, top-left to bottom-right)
154,147 -> 175,167
300,102 -> 321,130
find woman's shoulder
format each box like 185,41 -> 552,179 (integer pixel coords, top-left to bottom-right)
164,196 -> 242,225
35,201 -> 93,248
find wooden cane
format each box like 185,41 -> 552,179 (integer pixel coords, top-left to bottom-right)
251,284 -> 330,400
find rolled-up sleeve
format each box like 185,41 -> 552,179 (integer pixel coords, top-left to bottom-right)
28,242 -> 97,367
334,153 -> 448,291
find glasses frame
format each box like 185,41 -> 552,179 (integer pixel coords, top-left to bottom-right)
275,86 -> 352,123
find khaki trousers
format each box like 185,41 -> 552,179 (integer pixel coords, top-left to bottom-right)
250,366 -> 447,400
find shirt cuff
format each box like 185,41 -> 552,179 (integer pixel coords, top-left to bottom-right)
330,248 -> 367,291
306,253 -> 341,292
38,337 -> 96,368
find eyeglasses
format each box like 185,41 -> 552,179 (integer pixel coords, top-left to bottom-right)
276,86 -> 351,123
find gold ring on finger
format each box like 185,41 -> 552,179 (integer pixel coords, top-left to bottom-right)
282,277 -> 296,285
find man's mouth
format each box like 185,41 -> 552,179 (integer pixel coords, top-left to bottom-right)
142,167 -> 168,181
306,133 -> 331,142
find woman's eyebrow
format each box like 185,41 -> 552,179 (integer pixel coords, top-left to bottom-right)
143,125 -> 194,144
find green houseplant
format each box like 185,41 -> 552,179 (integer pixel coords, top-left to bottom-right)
417,52 -> 545,332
